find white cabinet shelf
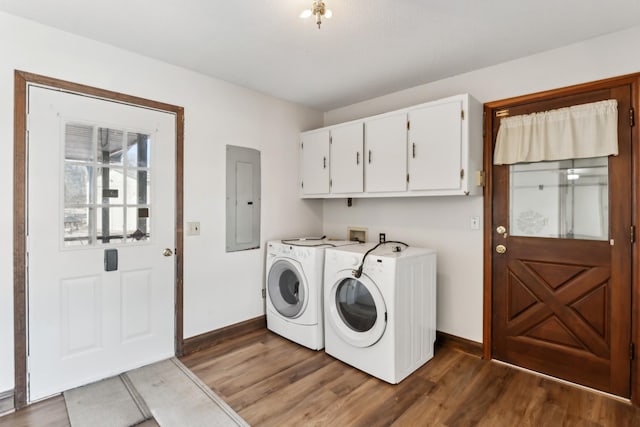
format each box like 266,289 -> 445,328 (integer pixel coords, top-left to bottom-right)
300,93 -> 483,199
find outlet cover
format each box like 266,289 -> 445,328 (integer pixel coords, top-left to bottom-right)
187,221 -> 201,236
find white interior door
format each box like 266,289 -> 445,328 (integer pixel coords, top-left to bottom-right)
27,86 -> 176,401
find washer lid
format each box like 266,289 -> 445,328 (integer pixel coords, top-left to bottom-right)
268,259 -> 308,319
327,273 -> 386,348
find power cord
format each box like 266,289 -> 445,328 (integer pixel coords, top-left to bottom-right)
352,241 -> 409,278
281,236 -> 337,247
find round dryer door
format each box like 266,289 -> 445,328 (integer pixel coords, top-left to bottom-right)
267,259 -> 308,318
327,274 -> 386,348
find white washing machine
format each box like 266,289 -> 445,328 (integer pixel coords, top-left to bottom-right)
324,243 -> 437,384
266,238 -> 358,350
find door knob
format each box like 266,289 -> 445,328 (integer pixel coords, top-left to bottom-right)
163,248 -> 173,257
495,244 -> 507,254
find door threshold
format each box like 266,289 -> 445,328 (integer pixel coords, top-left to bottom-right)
492,359 -> 631,404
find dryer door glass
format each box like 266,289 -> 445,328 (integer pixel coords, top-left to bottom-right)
335,278 -> 377,332
268,260 -> 306,318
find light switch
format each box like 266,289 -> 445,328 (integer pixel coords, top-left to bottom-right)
470,216 -> 480,230
187,221 -> 200,236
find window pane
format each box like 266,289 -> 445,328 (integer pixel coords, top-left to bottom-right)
97,207 -> 125,244
64,207 -> 93,246
97,167 -> 124,204
65,123 -> 94,162
510,158 -> 608,240
126,132 -> 151,167
125,169 -> 151,205
127,207 -> 151,242
97,128 -> 124,165
64,164 -> 94,205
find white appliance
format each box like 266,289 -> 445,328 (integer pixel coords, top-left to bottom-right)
266,238 -> 358,350
323,243 -> 437,384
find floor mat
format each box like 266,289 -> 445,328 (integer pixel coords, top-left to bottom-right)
64,358 -> 248,427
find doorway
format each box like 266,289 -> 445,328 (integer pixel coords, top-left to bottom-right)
484,75 -> 639,399
13,71 -> 184,408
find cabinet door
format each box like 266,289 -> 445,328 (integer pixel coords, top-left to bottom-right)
330,123 -> 363,194
364,113 -> 407,192
408,99 -> 463,191
301,130 -> 330,195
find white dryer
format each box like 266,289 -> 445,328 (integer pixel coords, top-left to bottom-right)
266,238 -> 358,350
324,243 -> 437,384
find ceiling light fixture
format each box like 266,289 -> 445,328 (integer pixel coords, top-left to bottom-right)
300,1 -> 332,29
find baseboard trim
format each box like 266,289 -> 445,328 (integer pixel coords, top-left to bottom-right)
183,315 -> 266,356
0,389 -> 14,415
436,331 -> 483,357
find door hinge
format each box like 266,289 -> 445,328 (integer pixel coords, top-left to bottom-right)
631,225 -> 636,244
301,142 -> 304,149
630,107 -> 635,128
461,110 -> 465,120
630,342 -> 635,360
460,169 -> 465,179
406,173 -> 410,183
330,136 -> 333,144
301,181 -> 304,189
407,121 -> 410,130
262,289 -> 266,298
330,179 -> 332,188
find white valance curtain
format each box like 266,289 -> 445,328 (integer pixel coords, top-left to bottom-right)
493,99 -> 618,165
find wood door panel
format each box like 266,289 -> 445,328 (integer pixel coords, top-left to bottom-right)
491,85 -> 632,396
505,337 -> 610,390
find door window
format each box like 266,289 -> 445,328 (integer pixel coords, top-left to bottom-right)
335,278 -> 377,332
268,260 -> 306,318
63,123 -> 152,246
509,156 -> 608,240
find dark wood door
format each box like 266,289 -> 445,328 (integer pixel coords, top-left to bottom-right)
491,85 -> 632,396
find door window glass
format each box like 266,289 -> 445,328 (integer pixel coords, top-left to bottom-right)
335,278 -> 377,332
63,123 -> 152,246
509,157 -> 608,240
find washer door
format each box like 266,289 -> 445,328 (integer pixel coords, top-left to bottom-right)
327,273 -> 386,348
267,259 -> 308,319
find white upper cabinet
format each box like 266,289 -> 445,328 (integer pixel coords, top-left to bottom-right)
300,129 -> 330,195
330,122 -> 363,194
408,98 -> 463,192
364,113 -> 408,193
299,93 -> 482,198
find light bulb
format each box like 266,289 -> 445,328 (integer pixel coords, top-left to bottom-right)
325,9 -> 332,19
300,9 -> 312,19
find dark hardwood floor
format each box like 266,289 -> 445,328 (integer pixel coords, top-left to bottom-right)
2,328 -> 639,426
180,329 -> 640,426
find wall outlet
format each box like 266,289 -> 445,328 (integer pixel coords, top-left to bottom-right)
187,221 -> 200,236
379,233 -> 386,243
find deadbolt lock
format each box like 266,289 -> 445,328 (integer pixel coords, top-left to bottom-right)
496,226 -> 506,234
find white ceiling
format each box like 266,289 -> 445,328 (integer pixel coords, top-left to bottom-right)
1,0 -> 640,111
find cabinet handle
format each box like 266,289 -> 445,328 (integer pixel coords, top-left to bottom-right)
368,150 -> 372,164
412,143 -> 416,158
356,152 -> 360,165
323,157 -> 326,169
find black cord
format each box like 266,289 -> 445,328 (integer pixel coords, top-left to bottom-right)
352,241 -> 409,278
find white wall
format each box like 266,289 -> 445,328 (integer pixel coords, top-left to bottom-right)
323,25 -> 640,343
0,12 -> 323,392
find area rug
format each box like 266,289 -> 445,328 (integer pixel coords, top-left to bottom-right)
64,358 -> 248,427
